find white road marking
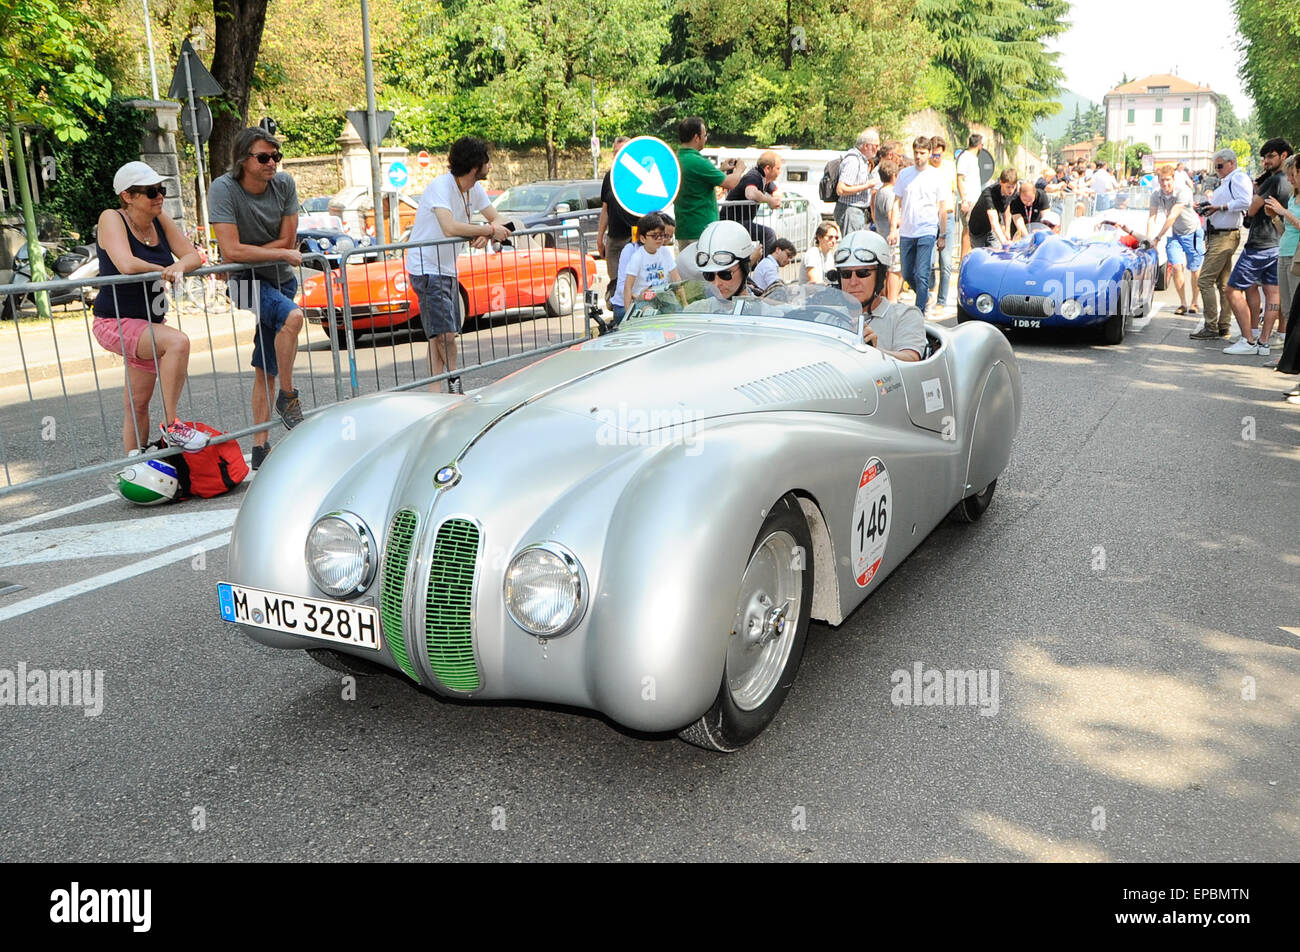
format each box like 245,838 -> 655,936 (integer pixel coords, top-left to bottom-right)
0,531 -> 231,623
0,492 -> 118,536
1282,627 -> 1300,639
0,509 -> 239,567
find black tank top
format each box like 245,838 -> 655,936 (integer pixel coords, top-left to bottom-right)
92,212 -> 176,322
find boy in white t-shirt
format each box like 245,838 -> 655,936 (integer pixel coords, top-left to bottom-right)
609,214 -> 675,328
620,212 -> 681,321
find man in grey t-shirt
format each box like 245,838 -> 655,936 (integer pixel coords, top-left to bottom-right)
208,127 -> 305,468
1148,168 -> 1204,314
834,129 -> 880,235
830,231 -> 925,360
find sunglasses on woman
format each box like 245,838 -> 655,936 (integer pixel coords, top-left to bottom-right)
129,185 -> 167,199
703,268 -> 736,282
249,151 -> 284,164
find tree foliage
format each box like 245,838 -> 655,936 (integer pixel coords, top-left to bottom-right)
916,0 -> 1068,143
1215,94 -> 1259,157
1233,0 -> 1300,140
662,0 -> 933,147
38,98 -> 147,236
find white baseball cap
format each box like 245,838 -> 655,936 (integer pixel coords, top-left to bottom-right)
1040,210 -> 1061,228
113,161 -> 164,194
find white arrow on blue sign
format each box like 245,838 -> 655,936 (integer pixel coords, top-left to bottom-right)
610,136 -> 680,218
387,161 -> 409,188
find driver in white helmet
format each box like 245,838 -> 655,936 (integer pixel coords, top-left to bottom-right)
829,230 -> 927,361
692,220 -> 760,301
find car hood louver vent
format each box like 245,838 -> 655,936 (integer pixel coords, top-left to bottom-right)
735,361 -> 858,405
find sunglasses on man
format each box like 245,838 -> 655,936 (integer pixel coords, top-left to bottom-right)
839,267 -> 874,279
249,151 -> 284,164
129,185 -> 167,199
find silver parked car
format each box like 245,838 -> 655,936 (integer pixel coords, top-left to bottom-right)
220,282 -> 1021,750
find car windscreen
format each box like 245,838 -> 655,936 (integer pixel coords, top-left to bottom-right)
626,279 -> 862,333
492,186 -> 560,213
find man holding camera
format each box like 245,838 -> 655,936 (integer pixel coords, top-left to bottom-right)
1192,148 -> 1255,340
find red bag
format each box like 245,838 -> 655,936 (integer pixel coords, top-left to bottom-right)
173,422 -> 249,498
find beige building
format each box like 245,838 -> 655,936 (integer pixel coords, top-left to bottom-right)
1102,74 -> 1218,168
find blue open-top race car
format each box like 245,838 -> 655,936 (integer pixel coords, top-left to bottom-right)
957,226 -> 1159,345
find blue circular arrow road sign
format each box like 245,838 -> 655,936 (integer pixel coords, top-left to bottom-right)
610,136 -> 680,218
388,161 -> 409,189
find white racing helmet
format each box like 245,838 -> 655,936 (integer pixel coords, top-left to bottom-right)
693,220 -> 757,274
828,230 -> 891,280
117,458 -> 179,506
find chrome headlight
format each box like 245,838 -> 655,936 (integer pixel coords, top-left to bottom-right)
317,236 -> 332,250
504,543 -> 586,637
975,293 -> 995,314
1060,299 -> 1082,320
305,512 -> 375,597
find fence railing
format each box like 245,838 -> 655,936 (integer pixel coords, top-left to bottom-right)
0,221 -> 599,498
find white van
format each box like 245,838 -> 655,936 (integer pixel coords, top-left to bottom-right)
702,146 -> 845,220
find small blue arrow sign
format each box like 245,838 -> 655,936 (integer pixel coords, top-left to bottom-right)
387,161 -> 409,188
610,136 -> 680,218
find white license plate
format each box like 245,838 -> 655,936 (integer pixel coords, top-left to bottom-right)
218,582 -> 381,650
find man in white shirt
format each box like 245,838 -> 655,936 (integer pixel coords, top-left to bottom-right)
405,136 -> 511,392
1090,161 -> 1120,211
894,136 -> 948,313
750,238 -> 796,292
1192,148 -> 1255,339
955,134 -> 984,259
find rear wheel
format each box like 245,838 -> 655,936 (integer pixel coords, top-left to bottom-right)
949,479 -> 997,524
678,494 -> 813,752
544,270 -> 577,317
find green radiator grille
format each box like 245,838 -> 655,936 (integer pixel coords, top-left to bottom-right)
426,519 -> 480,691
379,509 -> 419,680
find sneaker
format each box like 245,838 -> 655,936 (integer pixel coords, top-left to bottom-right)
1280,387 -> 1300,399
275,388 -> 304,429
250,443 -> 271,471
447,376 -> 463,395
1287,394 -> 1300,406
1258,340 -> 1272,356
160,419 -> 210,453
1189,327 -> 1221,340
1223,337 -> 1261,355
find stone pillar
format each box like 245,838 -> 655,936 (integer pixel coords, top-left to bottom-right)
337,120 -> 370,191
126,100 -> 186,226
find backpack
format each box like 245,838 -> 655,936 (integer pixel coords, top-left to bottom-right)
172,422 -> 249,498
819,154 -> 846,202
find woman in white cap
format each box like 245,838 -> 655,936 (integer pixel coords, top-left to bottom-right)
92,161 -> 207,454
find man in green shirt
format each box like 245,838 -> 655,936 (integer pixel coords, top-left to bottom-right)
675,117 -> 747,250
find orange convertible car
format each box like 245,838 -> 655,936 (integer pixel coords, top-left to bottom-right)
297,245 -> 598,334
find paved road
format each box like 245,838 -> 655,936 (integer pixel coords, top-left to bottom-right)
1,296 -> 1297,861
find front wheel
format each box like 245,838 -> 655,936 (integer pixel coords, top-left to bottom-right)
544,270 -> 577,317
956,306 -> 974,324
678,494 -> 813,752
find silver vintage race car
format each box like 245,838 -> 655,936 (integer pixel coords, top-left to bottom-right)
220,281 -> 1021,750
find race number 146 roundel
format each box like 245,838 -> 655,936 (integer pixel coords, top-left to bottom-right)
851,457 -> 892,588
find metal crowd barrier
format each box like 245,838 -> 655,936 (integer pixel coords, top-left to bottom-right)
0,223 -> 602,499
717,197 -> 819,256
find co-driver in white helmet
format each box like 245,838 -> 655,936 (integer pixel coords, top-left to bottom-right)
828,230 -> 927,361
693,220 -> 759,301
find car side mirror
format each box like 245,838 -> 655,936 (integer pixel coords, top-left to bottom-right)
555,203 -> 572,215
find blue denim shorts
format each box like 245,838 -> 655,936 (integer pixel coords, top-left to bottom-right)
1228,245 -> 1279,289
1165,230 -> 1205,271
229,277 -> 299,376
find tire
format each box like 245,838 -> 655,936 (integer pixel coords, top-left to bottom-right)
1101,274 -> 1129,344
1154,261 -> 1168,292
678,494 -> 814,752
956,306 -> 975,324
544,270 -> 577,317
0,293 -> 17,321
948,479 -> 997,524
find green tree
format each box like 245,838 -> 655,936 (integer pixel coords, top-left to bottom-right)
0,0 -> 111,317
1215,94 -> 1258,156
1233,0 -> 1300,140
667,0 -> 933,147
916,0 -> 1069,144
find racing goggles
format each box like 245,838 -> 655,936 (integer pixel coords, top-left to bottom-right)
833,247 -> 883,267
702,268 -> 736,282
696,249 -> 745,269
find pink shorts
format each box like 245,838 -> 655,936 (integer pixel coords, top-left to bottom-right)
93,316 -> 164,374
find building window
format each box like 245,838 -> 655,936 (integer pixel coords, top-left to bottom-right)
1127,109 -> 1134,124
1155,135 -> 1162,150
1127,136 -> 1134,146
1155,108 -> 1163,123
1182,136 -> 1188,150
1182,107 -> 1190,122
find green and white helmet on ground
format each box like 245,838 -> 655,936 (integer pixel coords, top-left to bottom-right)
117,458 -> 179,505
